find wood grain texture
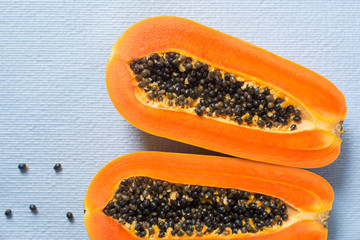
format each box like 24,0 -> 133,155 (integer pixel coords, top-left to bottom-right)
0,0 -> 359,239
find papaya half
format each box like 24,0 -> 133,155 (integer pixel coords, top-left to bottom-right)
84,152 -> 333,240
106,16 -> 347,168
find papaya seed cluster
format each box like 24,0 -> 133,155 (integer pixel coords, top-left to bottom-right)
103,176 -> 289,238
130,52 -> 302,130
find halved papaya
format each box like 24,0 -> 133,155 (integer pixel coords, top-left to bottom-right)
106,16 -> 347,168
84,152 -> 333,239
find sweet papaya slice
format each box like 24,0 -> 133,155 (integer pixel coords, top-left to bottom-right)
106,16 -> 347,168
84,152 -> 333,240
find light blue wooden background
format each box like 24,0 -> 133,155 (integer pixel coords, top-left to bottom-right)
0,1 -> 359,239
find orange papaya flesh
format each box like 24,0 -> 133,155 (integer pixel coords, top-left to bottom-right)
106,16 -> 347,168
84,152 -> 333,240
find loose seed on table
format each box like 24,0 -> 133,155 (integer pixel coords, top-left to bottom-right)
54,163 -> 62,171
18,163 -> 27,171
5,209 -> 12,217
66,212 -> 74,221
29,204 -> 37,212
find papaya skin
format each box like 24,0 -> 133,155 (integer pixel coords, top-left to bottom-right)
84,152 -> 333,240
106,16 -> 347,168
